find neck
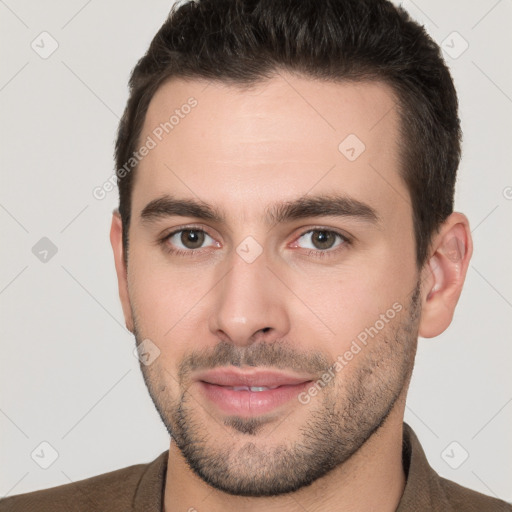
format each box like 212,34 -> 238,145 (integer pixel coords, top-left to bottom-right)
164,403 -> 407,512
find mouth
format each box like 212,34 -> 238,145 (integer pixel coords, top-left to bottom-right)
194,367 -> 314,416
218,385 -> 281,391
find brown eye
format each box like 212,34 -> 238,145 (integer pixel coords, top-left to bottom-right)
162,228 -> 218,255
180,229 -> 205,249
311,230 -> 337,250
295,230 -> 346,251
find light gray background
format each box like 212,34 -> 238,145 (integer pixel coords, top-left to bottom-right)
1,0 -> 511,503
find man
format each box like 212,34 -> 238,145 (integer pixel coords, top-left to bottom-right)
1,0 -> 510,510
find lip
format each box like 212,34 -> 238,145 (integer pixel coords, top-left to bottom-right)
194,367 -> 314,416
195,367 -> 314,388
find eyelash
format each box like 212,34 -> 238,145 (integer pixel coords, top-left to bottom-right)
157,226 -> 351,259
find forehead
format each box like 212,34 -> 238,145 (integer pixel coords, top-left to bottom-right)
133,73 -> 409,225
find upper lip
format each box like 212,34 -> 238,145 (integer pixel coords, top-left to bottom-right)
195,367 -> 314,388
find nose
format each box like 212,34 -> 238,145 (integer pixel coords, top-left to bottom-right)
208,249 -> 290,347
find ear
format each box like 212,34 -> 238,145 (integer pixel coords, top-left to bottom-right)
110,210 -> 134,333
418,212 -> 473,338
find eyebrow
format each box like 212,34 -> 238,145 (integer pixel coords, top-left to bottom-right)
139,193 -> 380,226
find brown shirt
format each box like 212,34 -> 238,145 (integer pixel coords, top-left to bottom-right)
1,423 -> 510,511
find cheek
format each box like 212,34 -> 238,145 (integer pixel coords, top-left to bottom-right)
127,251 -> 204,338
287,253 -> 414,349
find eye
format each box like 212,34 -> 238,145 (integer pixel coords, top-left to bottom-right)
294,230 -> 347,251
165,229 -> 217,251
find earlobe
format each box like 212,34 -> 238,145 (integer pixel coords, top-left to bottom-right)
418,213 -> 473,339
110,211 -> 134,333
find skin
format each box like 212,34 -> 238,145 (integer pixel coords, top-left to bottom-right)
110,73 -> 473,512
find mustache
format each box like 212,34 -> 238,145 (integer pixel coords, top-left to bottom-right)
178,339 -> 331,383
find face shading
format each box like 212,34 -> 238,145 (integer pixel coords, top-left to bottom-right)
124,74 -> 422,496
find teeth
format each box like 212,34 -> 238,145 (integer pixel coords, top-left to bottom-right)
227,385 -> 278,392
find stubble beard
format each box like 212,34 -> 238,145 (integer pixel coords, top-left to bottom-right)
134,284 -> 421,497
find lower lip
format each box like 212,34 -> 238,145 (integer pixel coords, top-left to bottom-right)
198,381 -> 312,416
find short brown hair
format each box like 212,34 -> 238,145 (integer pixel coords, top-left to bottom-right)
115,0 -> 461,268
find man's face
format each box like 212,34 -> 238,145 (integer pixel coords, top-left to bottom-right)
122,74 -> 422,496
